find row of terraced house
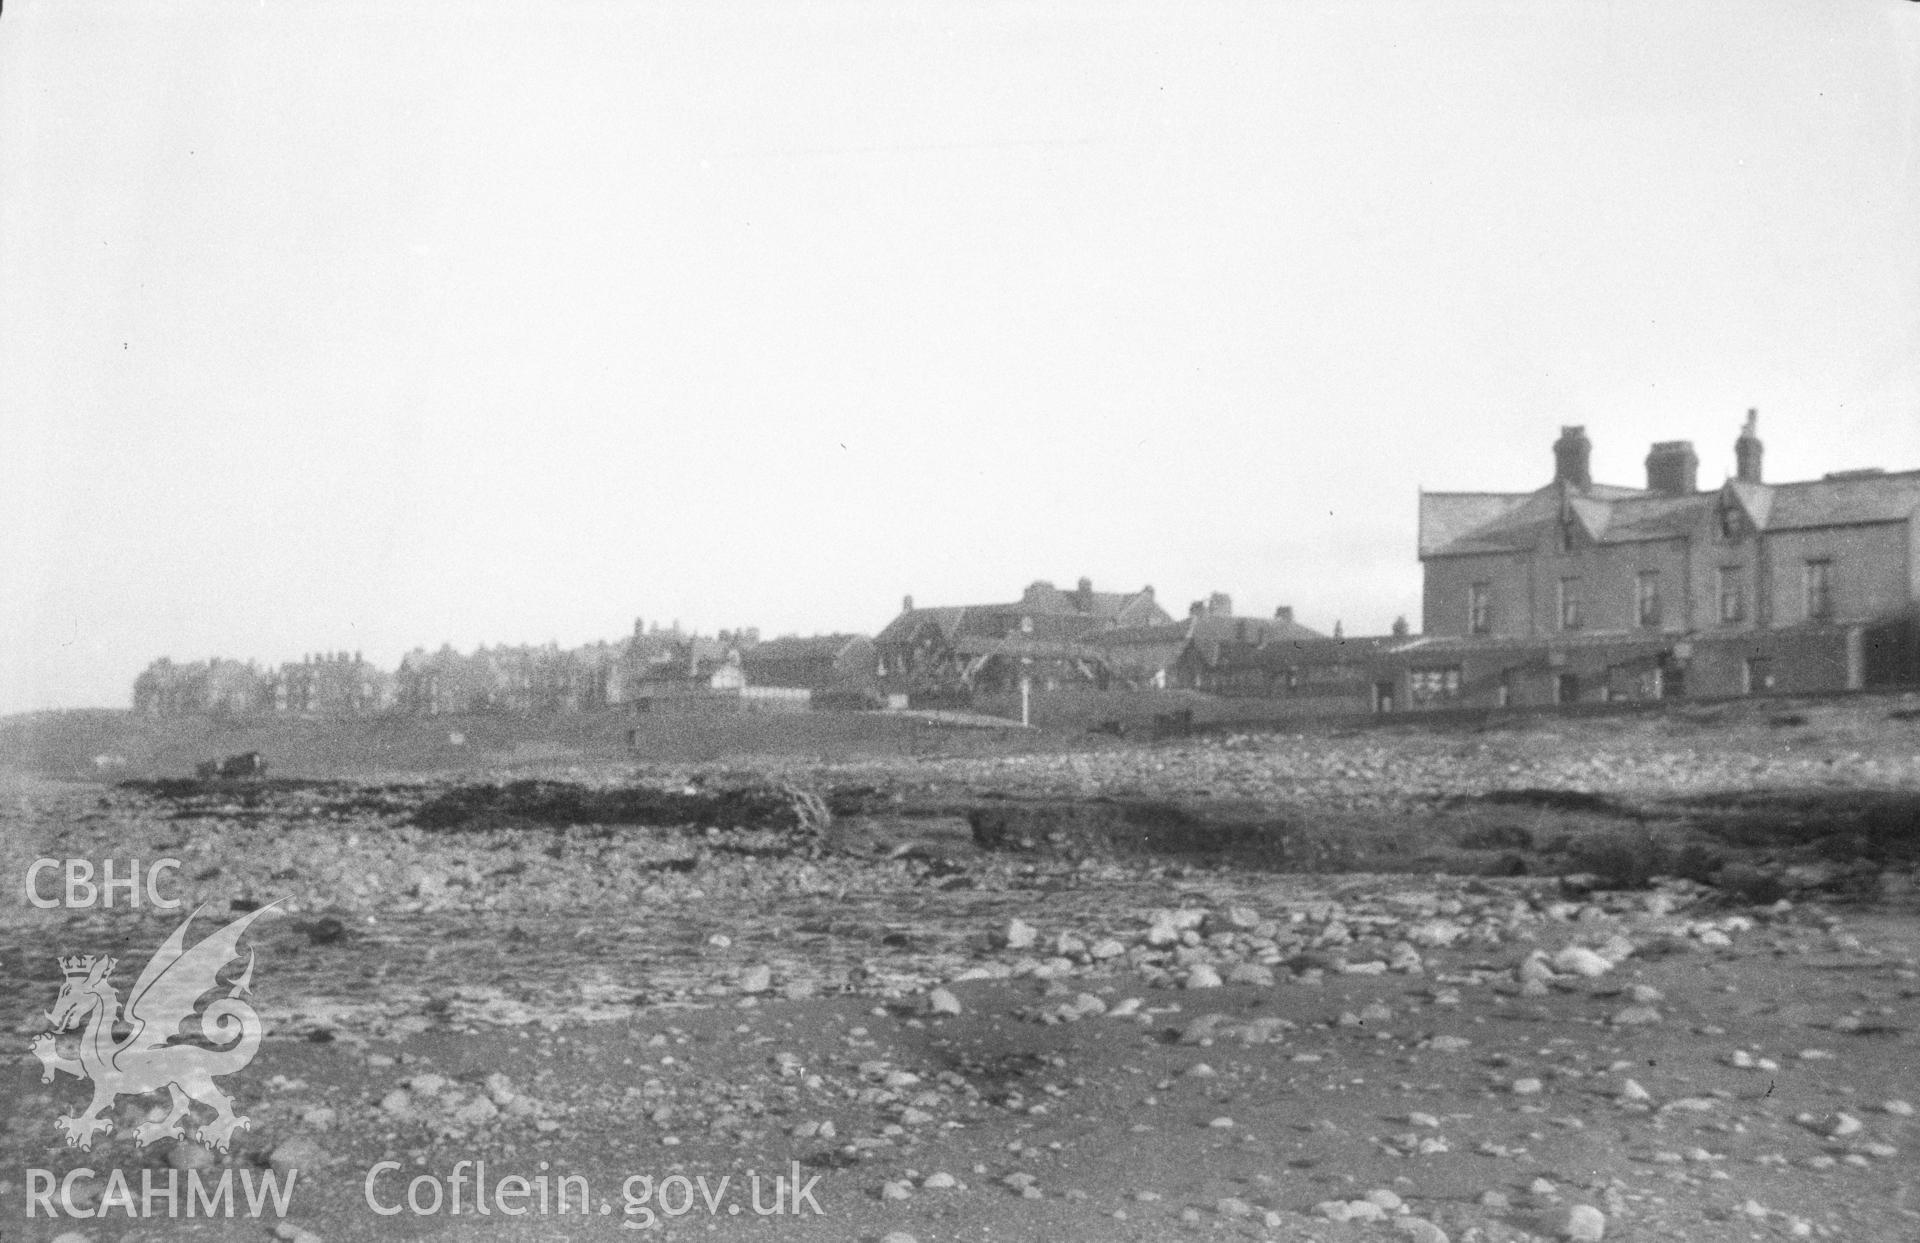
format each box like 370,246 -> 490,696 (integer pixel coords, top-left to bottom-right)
133,413 -> 1920,721
133,624 -> 881,719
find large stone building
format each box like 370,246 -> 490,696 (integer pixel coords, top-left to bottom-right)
1415,414 -> 1920,702
393,622 -> 761,715
133,653 -> 393,717
871,579 -> 1330,701
272,651 -> 393,715
874,578 -> 1174,699
133,657 -> 270,718
130,617 -> 884,720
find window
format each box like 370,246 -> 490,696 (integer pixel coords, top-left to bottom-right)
1559,518 -> 1579,553
1804,560 -> 1833,620
1717,504 -> 1742,541
1717,567 -> 1746,624
1635,571 -> 1662,628
1558,577 -> 1583,631
1467,582 -> 1492,635
1409,667 -> 1463,706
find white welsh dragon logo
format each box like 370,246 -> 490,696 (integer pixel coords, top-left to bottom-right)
31,903 -> 276,1152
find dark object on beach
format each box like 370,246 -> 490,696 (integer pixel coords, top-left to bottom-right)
196,751 -> 269,780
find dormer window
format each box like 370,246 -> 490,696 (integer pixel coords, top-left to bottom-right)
1717,503 -> 1742,542
1559,516 -> 1579,553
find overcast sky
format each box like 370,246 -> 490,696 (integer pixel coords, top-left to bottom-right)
3,2 -> 1917,714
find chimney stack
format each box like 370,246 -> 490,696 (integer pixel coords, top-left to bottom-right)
1644,440 -> 1699,494
1076,577 -> 1093,609
1553,426 -> 1592,489
1273,605 -> 1293,622
901,594 -> 913,613
1735,409 -> 1763,483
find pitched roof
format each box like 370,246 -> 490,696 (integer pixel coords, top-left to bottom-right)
946,634 -> 1106,661
1422,469 -> 1920,557
1564,494 -> 1613,541
1193,635 -> 1395,672
877,582 -> 1173,644
1723,479 -> 1773,530
1418,492 -> 1536,557
1382,631 -> 1675,655
1092,621 -> 1194,646
1592,492 -> 1703,542
1188,613 -> 1326,644
1420,486 -> 1574,555
744,634 -> 868,662
1743,471 -> 1920,530
1017,580 -> 1164,621
874,607 -> 971,645
1093,613 -> 1325,647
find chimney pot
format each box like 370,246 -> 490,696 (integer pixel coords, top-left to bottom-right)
1735,409 -> 1763,483
1645,440 -> 1699,494
1553,426 -> 1593,489
1274,605 -> 1293,622
901,594 -> 914,613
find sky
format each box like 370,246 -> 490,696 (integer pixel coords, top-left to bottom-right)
2,1 -> 1917,715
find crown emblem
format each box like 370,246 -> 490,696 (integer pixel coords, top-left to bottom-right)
60,955 -> 110,978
